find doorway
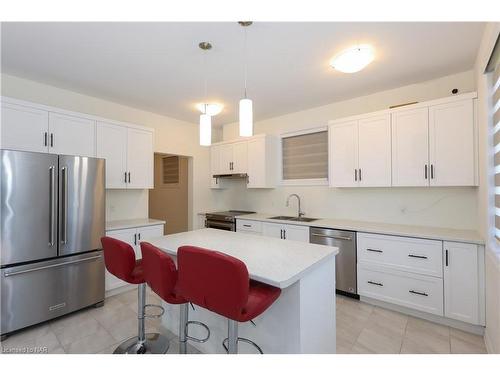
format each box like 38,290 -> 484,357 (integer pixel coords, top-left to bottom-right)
149,153 -> 189,234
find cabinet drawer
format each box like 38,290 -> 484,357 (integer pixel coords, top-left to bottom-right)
236,219 -> 262,234
357,233 -> 443,277
358,264 -> 443,316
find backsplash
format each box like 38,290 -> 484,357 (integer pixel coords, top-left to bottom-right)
106,189 -> 149,222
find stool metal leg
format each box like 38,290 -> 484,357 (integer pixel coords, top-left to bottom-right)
113,283 -> 170,354
179,303 -> 188,354
227,319 -> 238,354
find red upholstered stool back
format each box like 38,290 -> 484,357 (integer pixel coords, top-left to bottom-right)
101,236 -> 143,284
140,242 -> 186,304
177,246 -> 249,321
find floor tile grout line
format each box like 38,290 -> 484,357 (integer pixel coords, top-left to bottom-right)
399,316 -> 409,354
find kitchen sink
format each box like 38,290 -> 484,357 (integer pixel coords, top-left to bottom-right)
268,216 -> 318,222
268,215 -> 296,220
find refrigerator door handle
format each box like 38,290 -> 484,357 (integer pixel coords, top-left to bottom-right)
61,166 -> 68,244
3,255 -> 102,277
49,166 -> 56,247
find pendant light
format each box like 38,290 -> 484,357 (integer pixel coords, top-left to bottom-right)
238,21 -> 253,137
199,42 -> 212,146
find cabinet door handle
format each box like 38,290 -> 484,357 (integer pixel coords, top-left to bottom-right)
409,290 -> 428,297
408,254 -> 428,259
50,133 -> 54,147
128,172 -> 131,183
138,232 -> 141,240
354,169 -> 358,181
430,164 -> 434,179
424,164 -> 428,180
44,132 -> 48,147
367,281 -> 383,287
280,229 -> 283,239
283,229 -> 286,240
359,168 -> 362,181
445,249 -> 449,267
134,233 -> 137,245
366,248 -> 383,253
124,172 -> 127,183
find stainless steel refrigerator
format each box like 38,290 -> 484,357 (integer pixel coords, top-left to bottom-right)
1,149 -> 105,339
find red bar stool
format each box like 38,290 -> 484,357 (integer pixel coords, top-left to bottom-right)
101,237 -> 169,354
177,245 -> 281,354
140,242 -> 210,354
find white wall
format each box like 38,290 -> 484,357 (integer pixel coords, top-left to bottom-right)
1,74 -> 230,228
221,71 -> 479,230
474,23 -> 500,354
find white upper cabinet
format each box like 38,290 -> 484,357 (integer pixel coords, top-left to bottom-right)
329,115 -> 391,187
391,108 -> 429,187
232,141 -> 248,174
210,135 -> 276,189
358,115 -> 391,187
126,128 -> 154,189
443,241 -> 481,325
1,102 -> 49,153
96,121 -> 128,189
429,99 -> 476,186
329,120 -> 358,187
48,112 -> 96,157
329,94 -> 477,188
247,135 -> 277,188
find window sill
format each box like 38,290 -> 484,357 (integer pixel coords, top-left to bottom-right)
280,178 -> 328,187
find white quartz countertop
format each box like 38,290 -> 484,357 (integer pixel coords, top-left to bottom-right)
148,228 -> 338,289
106,218 -> 166,231
235,213 -> 484,245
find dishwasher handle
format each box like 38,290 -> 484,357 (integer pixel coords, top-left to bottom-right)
311,232 -> 352,241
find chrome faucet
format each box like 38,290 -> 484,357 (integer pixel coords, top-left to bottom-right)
286,194 -> 305,218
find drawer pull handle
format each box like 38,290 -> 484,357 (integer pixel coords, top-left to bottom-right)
408,254 -> 428,259
409,290 -> 428,297
367,281 -> 383,287
366,248 -> 383,253
243,224 -> 252,228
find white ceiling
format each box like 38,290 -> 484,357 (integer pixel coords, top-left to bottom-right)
1,22 -> 484,125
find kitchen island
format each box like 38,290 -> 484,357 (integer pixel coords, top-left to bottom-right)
148,228 -> 338,354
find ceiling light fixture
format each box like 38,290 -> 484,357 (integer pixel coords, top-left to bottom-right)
198,41 -> 212,146
195,103 -> 223,116
238,21 -> 253,137
330,45 -> 375,73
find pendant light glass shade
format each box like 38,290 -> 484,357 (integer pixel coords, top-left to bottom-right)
199,114 -> 211,146
239,98 -> 253,137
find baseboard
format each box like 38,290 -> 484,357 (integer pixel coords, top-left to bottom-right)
361,296 -> 485,336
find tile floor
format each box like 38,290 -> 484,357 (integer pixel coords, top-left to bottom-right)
1,289 -> 487,354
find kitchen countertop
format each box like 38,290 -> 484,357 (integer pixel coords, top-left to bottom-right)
106,218 -> 166,231
236,213 -> 484,245
148,228 -> 338,288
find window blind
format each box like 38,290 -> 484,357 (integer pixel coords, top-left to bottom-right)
162,156 -> 180,184
282,130 -> 328,180
488,36 -> 500,240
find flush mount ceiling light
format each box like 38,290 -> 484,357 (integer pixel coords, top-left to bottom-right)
330,45 -> 375,73
198,41 -> 212,146
195,103 -> 223,116
238,21 -> 253,137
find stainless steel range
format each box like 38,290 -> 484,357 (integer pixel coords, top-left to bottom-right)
205,210 -> 256,231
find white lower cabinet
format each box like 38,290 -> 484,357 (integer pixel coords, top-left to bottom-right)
104,224 -> 164,292
358,263 -> 444,316
443,241 -> 481,325
236,219 -> 262,235
357,232 -> 484,326
262,222 -> 309,242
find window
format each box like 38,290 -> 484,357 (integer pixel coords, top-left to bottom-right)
488,36 -> 500,241
162,156 -> 180,185
281,128 -> 328,184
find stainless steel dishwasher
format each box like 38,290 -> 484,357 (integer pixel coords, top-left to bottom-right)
310,227 -> 358,298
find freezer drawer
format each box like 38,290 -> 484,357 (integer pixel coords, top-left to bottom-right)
1,251 -> 104,335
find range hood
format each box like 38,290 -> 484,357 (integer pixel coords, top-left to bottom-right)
212,173 -> 248,180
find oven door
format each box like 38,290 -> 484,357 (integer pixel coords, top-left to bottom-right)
205,219 -> 235,231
